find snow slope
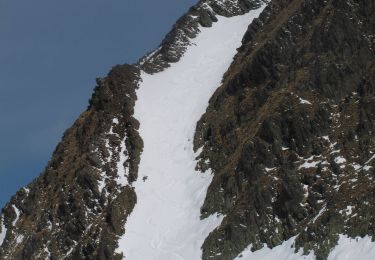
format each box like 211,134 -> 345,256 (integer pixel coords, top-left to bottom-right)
328,235 -> 375,260
235,235 -> 375,260
235,236 -> 315,260
117,6 -> 266,260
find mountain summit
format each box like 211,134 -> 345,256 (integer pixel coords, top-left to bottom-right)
1,0 -> 374,259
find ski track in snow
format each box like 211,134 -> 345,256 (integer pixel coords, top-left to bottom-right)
117,6 -> 266,260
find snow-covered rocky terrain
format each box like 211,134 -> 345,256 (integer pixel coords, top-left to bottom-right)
1,0 -> 374,259
117,6 -> 266,259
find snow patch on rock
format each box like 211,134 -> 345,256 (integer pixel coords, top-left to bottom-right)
12,205 -> 20,227
0,216 -> 7,247
116,137 -> 129,186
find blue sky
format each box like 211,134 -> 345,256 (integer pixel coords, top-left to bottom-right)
0,0 -> 197,207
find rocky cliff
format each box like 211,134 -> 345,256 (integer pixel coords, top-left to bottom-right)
195,0 -> 375,259
1,0 -> 374,259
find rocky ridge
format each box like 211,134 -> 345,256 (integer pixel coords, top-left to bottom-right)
0,0 -> 374,259
0,0 -> 266,259
0,65 -> 142,259
140,0 -> 265,73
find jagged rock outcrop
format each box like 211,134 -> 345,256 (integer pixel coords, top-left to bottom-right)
0,64 -> 142,259
194,0 -> 375,259
1,0 -> 374,259
140,0 -> 266,73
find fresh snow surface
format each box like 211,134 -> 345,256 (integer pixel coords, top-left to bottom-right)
235,236 -> 315,260
117,6 -> 266,260
235,235 -> 375,260
328,235 -> 375,260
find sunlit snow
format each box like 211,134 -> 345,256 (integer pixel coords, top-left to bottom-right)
235,235 -> 375,260
117,6 -> 266,260
328,235 -> 375,260
235,236 -> 315,260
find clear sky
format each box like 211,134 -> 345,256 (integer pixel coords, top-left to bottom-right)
0,0 -> 197,207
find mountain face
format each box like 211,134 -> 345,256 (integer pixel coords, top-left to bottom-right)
1,0 -> 374,259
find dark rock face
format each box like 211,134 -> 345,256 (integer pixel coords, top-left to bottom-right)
0,65 -> 142,259
194,0 -> 375,259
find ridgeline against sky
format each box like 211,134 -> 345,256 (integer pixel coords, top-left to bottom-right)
0,0 -> 197,207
